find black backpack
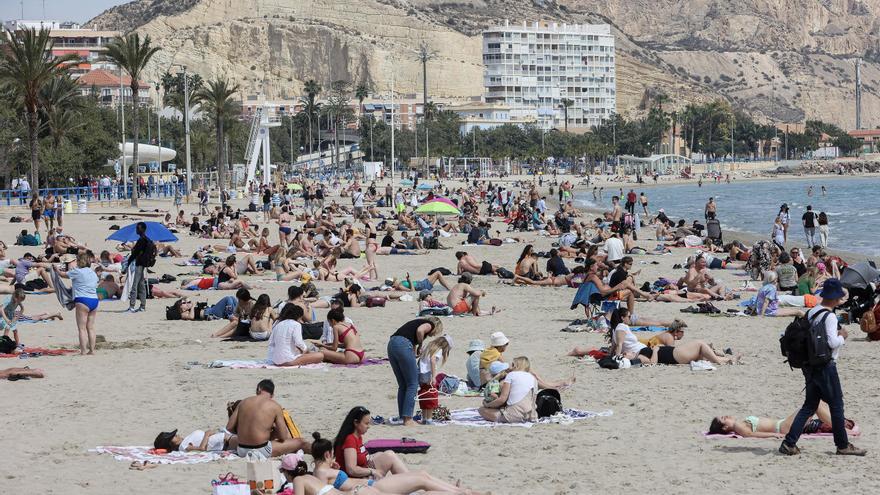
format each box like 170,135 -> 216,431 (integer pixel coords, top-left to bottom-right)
536,389 -> 562,418
144,240 -> 158,267
780,308 -> 832,369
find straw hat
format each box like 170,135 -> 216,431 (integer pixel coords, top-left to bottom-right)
59,254 -> 76,264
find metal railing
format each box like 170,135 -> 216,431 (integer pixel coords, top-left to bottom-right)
0,183 -> 188,206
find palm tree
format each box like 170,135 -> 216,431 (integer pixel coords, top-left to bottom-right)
560,98 -> 574,132
0,28 -> 78,195
103,32 -> 161,206
325,80 -> 353,172
354,83 -> 369,118
303,79 -> 322,154
195,77 -> 240,190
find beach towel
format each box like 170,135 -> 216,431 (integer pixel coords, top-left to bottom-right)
703,427 -> 860,439
91,446 -> 239,464
50,266 -> 75,310
208,359 -> 326,370
438,407 -> 612,428
0,347 -> 77,358
207,358 -> 388,369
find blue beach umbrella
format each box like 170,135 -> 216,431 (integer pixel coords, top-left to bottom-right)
400,179 -> 414,186
417,183 -> 434,190
106,221 -> 179,243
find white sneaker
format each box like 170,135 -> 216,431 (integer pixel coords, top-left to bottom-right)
690,360 -> 716,371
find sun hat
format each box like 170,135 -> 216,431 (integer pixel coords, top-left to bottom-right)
443,334 -> 454,348
153,429 -> 177,450
467,339 -> 485,353
59,254 -> 76,264
490,331 -> 509,347
819,278 -> 846,300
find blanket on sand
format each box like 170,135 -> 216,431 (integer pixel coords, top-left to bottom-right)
91,446 -> 239,464
207,358 -> 388,369
438,408 -> 613,428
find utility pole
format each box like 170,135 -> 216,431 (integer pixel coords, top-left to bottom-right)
855,58 -> 863,130
289,112 -> 294,172
415,41 -> 436,180
390,69 -> 396,184
155,83 -> 162,168
120,66 -> 126,186
183,66 -> 192,195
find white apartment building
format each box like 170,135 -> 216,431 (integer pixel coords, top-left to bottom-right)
482,20 -> 616,130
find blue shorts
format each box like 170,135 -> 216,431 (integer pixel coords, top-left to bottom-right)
74,297 -> 99,312
262,204 -> 270,212
44,209 -> 54,218
279,227 -> 291,235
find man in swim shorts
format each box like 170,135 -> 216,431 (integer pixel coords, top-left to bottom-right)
455,251 -> 500,276
227,379 -> 311,458
447,273 -> 486,316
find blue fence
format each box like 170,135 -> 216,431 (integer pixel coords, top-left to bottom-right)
1,183 -> 188,206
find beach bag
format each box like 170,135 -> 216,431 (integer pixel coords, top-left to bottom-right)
859,303 -> 880,334
428,267 -> 452,276
780,309 -> 831,369
211,473 -> 248,495
597,356 -> 619,369
365,296 -> 386,308
419,306 -> 452,317
496,267 -> 514,279
246,457 -> 278,493
536,389 -> 563,418
9,216 -> 22,223
0,335 -> 16,354
488,238 -> 502,246
438,375 -> 461,394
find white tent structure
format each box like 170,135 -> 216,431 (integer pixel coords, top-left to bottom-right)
118,143 -> 177,166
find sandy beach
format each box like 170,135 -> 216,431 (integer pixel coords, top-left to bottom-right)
1,174 -> 877,495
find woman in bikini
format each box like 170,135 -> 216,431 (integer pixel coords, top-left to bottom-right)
29,193 -> 43,233
709,401 -> 857,438
277,205 -> 292,248
308,432 -> 481,494
364,233 -> 380,281
247,294 -> 276,341
318,308 -> 366,364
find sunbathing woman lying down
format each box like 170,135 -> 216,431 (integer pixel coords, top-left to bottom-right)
709,401 -> 857,438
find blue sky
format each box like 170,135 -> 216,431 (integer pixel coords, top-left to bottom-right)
1,0 -> 128,24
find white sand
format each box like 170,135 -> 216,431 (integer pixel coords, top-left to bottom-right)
1,176 -> 877,494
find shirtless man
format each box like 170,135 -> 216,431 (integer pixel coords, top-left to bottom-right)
447,273 -> 495,316
226,379 -> 311,458
684,256 -> 728,299
704,197 -> 716,220
455,251 -> 500,276
610,196 -> 623,231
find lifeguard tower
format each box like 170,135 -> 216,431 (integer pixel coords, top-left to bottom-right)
244,97 -> 282,187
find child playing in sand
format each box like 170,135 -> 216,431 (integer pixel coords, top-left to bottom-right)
0,285 -> 26,348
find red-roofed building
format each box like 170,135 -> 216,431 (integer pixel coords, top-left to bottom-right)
848,129 -> 880,154
77,69 -> 151,108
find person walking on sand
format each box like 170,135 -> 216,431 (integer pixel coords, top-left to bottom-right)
817,211 -> 829,248
779,279 -> 866,457
802,205 -> 818,248
778,204 -> 791,243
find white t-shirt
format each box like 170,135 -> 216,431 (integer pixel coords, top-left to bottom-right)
613,323 -> 646,355
503,371 -> 537,405
419,349 -> 443,374
267,320 -> 306,365
604,237 -> 624,262
179,430 -> 226,452
353,191 -> 364,207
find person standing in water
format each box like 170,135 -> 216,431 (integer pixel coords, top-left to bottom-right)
821,185 -> 827,196
705,197 -> 716,220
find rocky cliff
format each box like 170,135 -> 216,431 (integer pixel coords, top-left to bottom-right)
86,0 -> 880,128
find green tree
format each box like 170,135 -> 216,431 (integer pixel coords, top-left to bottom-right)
354,82 -> 369,118
0,28 -> 78,194
104,32 -> 161,206
195,77 -> 240,190
324,80 -> 354,172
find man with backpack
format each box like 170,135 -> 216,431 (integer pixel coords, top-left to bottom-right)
779,278 -> 866,456
128,222 -> 156,313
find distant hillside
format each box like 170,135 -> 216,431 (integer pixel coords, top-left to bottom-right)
86,0 -> 880,129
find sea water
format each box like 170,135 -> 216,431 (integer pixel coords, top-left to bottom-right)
574,176 -> 880,257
